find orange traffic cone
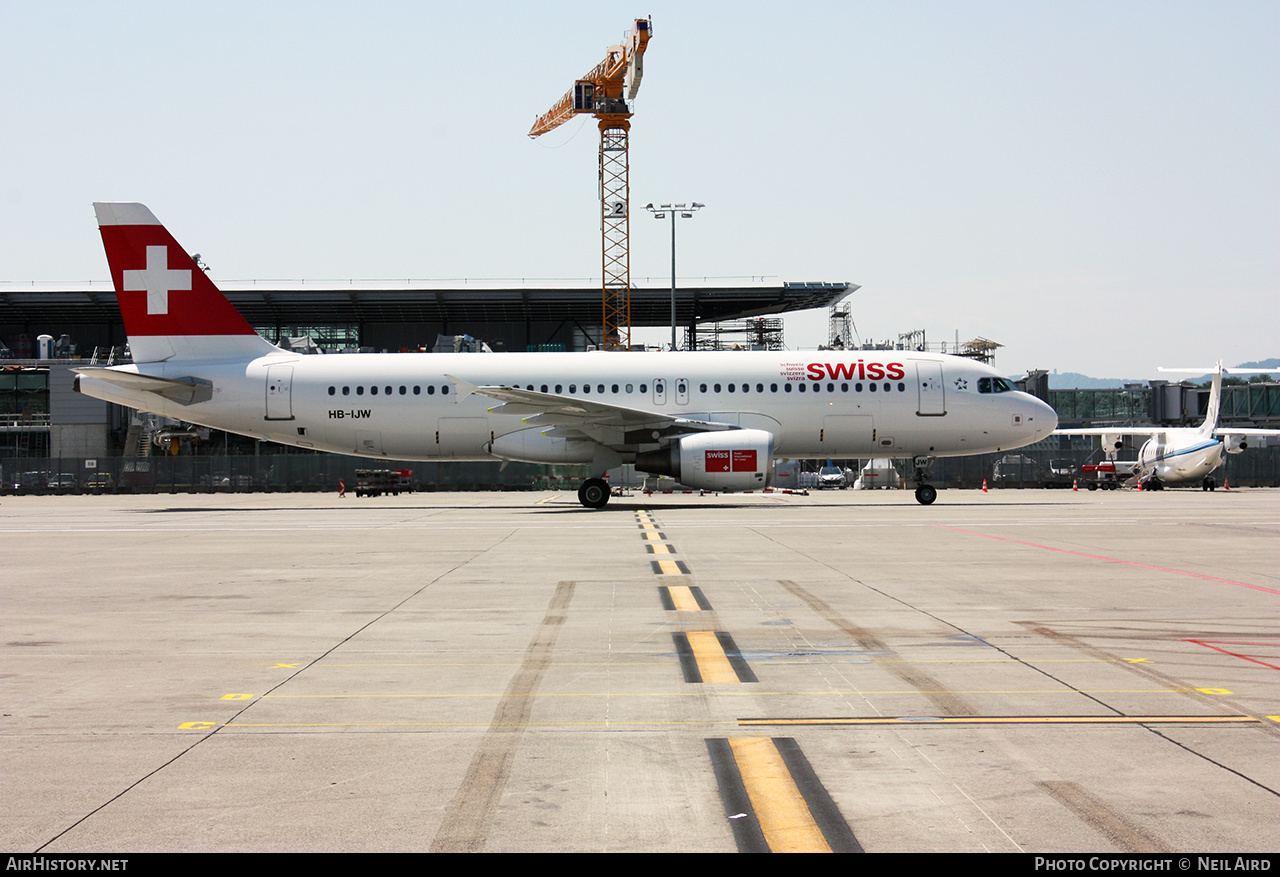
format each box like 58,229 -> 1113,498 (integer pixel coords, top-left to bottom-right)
1136,479 -> 1143,491
1223,477 -> 1229,491
1072,478 -> 1078,491
982,478 -> 988,493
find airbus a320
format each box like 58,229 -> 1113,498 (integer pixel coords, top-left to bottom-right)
74,203 -> 1058,507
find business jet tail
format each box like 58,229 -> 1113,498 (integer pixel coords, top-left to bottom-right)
93,202 -> 279,363
1158,361 -> 1231,437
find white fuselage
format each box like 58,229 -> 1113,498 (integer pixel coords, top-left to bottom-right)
1136,429 -> 1227,485
77,349 -> 1056,465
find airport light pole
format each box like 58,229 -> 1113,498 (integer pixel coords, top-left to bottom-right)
645,202 -> 703,350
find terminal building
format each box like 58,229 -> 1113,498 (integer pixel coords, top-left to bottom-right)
2,280 -> 1277,490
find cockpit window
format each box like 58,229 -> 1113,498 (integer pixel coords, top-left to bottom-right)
978,377 -> 1016,394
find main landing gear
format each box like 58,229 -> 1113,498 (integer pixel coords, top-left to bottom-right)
912,456 -> 937,505
577,477 -> 611,509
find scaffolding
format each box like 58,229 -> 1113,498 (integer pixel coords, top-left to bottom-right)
685,317 -> 785,351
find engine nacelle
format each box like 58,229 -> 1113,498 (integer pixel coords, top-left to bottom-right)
1223,435 -> 1248,454
1101,433 -> 1125,454
635,429 -> 774,491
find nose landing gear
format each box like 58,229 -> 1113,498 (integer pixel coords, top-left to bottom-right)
913,456 -> 937,505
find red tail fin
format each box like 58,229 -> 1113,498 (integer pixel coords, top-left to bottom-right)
94,203 -> 278,362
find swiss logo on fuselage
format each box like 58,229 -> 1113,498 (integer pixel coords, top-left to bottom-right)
804,361 -> 906,381
706,449 -> 757,472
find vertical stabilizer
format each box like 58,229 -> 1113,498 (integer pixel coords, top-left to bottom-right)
1200,361 -> 1224,437
94,203 -> 280,363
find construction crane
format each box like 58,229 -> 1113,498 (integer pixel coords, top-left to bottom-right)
529,17 -> 652,351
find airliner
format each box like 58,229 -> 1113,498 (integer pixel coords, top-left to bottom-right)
74,203 -> 1058,507
1055,363 -> 1278,490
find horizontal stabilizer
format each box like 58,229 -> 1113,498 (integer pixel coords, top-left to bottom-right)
73,368 -> 212,405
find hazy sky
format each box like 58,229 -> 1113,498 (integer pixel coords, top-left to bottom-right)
3,1 -> 1276,378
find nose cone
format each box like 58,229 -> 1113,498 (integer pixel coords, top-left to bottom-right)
1027,395 -> 1058,442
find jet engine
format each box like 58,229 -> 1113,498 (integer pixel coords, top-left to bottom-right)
635,429 -> 774,491
1100,433 -> 1125,454
1223,435 -> 1249,454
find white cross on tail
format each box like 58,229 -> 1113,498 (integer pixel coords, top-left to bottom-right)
122,245 -> 191,315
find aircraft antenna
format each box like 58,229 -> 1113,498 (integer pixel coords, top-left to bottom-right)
529,18 -> 653,351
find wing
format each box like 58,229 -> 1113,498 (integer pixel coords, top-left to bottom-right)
1053,428 -> 1162,437
1056,427 -> 1279,437
445,375 -> 737,449
1213,427 -> 1280,437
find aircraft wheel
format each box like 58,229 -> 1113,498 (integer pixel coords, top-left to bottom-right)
1203,477 -> 1216,491
578,478 -> 611,509
914,484 -> 937,505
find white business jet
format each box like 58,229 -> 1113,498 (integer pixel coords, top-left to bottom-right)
74,203 -> 1057,507
1055,363 -> 1278,490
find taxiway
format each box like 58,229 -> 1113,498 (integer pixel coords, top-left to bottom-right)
2,489 -> 1277,852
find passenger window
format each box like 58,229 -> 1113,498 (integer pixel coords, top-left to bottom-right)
427,385 -> 436,395
342,386 -> 350,396
328,386 -> 336,396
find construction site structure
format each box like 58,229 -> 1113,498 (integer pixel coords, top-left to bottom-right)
826,301 -> 856,349
685,317 -> 785,352
840,330 -> 1003,365
529,18 -> 653,351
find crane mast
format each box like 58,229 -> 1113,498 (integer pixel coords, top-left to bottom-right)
529,18 -> 652,351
